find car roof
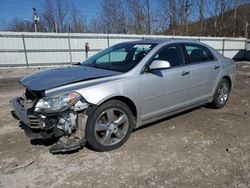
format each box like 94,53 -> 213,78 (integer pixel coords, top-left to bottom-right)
122,38 -> 202,45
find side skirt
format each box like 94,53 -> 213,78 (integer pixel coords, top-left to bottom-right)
137,100 -> 208,128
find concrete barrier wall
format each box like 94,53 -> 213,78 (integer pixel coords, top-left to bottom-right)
0,32 -> 247,66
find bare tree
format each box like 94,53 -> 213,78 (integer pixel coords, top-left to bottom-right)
2,0 -> 250,37
156,0 -> 170,34
91,0 -> 153,34
144,0 -> 152,34
39,0 -> 87,33
219,0 -> 233,36
70,3 -> 86,33
156,0 -> 177,35
42,0 -> 56,32
208,0 -> 220,36
179,0 -> 194,35
198,0 -> 205,36
1,0 -> 88,33
42,0 -> 69,32
0,19 -> 9,31
88,17 -> 104,33
169,0 -> 178,35
7,18 -> 34,32
244,11 -> 250,38
126,0 -> 145,34
99,0 -> 128,34
158,0 -> 193,35
99,0 -> 113,33
220,0 -> 226,36
233,0 -> 240,36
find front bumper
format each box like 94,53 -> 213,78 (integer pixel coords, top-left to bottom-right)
11,97 -> 34,127
11,96 -> 87,153
11,97 -> 63,139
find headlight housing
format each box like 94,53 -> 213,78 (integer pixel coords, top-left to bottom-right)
35,92 -> 81,113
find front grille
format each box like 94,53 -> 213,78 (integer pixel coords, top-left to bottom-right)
28,115 -> 40,127
22,89 -> 45,128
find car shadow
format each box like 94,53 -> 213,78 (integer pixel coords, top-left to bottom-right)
19,122 -> 58,146
30,138 -> 57,146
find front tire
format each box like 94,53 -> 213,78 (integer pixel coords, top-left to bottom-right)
85,100 -> 135,151
210,78 -> 230,109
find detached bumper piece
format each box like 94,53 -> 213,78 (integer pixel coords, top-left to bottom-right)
49,137 -> 86,154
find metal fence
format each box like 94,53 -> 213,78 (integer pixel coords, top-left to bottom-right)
0,31 -> 247,67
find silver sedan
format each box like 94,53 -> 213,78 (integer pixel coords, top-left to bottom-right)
11,39 -> 236,153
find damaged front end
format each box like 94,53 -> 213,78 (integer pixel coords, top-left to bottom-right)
11,89 -> 90,153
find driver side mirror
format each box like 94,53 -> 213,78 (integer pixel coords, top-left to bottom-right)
149,60 -> 171,70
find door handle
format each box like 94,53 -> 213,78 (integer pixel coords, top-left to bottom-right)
181,70 -> 190,76
214,65 -> 220,70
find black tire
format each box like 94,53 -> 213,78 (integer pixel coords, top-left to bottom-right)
85,100 -> 135,151
209,78 -> 230,109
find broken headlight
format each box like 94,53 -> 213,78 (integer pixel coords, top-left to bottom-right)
35,92 -> 81,113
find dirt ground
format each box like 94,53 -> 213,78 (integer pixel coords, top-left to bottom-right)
0,62 -> 249,188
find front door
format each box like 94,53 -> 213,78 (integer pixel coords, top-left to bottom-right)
140,44 -> 191,121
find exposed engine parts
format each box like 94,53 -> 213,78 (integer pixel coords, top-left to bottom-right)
49,113 -> 88,154
49,100 -> 89,153
57,112 -> 77,135
54,100 -> 89,136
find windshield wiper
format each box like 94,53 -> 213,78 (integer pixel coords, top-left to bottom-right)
94,64 -> 124,72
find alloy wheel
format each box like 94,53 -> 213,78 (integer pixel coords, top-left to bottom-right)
94,108 -> 129,146
218,82 -> 229,105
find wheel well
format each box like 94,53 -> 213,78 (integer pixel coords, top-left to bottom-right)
105,96 -> 137,120
223,76 -> 232,90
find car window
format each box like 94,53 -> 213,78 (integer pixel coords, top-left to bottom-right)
132,45 -> 152,62
204,47 -> 215,61
152,45 -> 183,67
184,44 -> 210,63
83,43 -> 156,72
96,48 -> 127,64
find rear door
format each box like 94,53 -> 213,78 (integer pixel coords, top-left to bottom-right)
182,43 -> 221,104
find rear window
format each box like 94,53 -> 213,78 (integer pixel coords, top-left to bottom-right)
184,44 -> 214,63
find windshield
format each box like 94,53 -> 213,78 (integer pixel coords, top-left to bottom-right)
82,43 -> 156,72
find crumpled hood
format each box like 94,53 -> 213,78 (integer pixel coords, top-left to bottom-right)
20,66 -> 121,91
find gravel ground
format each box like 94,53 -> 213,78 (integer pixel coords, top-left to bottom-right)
0,62 -> 249,188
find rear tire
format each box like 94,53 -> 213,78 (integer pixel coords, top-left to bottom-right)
85,100 -> 135,151
209,78 -> 230,109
